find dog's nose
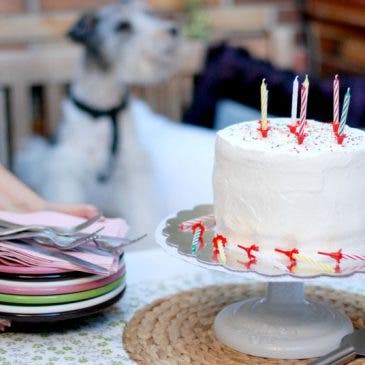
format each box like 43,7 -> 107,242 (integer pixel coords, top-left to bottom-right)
168,26 -> 178,37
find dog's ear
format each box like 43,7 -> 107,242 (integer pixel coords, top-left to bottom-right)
68,12 -> 97,44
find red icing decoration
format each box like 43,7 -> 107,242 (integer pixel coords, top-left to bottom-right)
212,234 -> 227,256
257,120 -> 270,138
275,248 -> 299,262
191,222 -> 206,249
287,261 -> 297,273
237,258 -> 257,270
336,133 -> 347,145
334,263 -> 342,273
318,249 -> 343,264
212,234 -> 227,249
237,244 -> 259,260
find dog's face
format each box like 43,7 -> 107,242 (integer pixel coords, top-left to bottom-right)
68,1 -> 179,84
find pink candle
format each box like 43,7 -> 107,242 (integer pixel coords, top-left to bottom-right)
297,83 -> 308,138
333,74 -> 340,124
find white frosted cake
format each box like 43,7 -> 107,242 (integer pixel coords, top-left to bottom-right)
213,118 -> 365,255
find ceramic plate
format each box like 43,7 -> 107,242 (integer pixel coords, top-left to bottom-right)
0,274 -> 125,305
0,271 -> 90,281
0,287 -> 126,324
0,266 -> 125,295
0,281 -> 126,314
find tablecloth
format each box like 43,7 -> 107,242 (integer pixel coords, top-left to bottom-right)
0,248 -> 364,365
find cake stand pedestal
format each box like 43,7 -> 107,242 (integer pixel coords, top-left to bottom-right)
156,205 -> 365,360
213,281 -> 352,359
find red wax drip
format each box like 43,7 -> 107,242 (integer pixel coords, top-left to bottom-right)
275,248 -> 299,262
257,120 -> 270,138
295,132 -> 307,145
318,249 -> 343,264
332,122 -> 339,134
287,120 -> 300,134
191,222 -> 206,249
237,244 -> 259,260
336,133 -> 347,145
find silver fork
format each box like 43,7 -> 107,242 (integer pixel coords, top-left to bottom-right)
0,213 -> 102,237
0,228 -> 104,250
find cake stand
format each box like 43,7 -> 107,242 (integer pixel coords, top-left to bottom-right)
155,204 -> 365,360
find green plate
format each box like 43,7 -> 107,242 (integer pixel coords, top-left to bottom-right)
0,275 -> 125,305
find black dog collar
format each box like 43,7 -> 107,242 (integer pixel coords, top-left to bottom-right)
69,91 -> 129,182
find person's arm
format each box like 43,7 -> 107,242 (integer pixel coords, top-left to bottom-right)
0,164 -> 99,218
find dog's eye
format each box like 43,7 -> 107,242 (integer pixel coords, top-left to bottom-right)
115,21 -> 132,33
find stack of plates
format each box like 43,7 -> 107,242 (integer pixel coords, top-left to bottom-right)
0,254 -> 126,323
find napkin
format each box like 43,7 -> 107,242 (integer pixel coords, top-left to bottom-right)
0,241 -> 119,274
0,211 -> 129,275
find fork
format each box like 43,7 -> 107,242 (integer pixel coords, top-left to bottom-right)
0,228 -> 104,250
0,213 -> 102,237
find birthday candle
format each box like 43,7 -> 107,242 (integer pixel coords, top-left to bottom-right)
294,254 -> 333,273
297,75 -> 309,137
217,241 -> 226,264
291,76 -> 299,124
179,214 -> 215,232
260,79 -> 268,130
333,74 -> 340,124
339,88 -> 351,135
191,226 -> 201,254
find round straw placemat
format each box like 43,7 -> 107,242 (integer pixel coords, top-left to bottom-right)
123,284 -> 365,364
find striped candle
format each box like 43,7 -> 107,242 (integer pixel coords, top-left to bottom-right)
191,226 -> 201,254
297,75 -> 309,137
217,241 -> 227,264
294,254 -> 334,273
179,214 -> 215,232
260,79 -> 268,130
338,88 -> 351,135
342,253 -> 365,261
333,74 -> 340,123
291,76 -> 299,124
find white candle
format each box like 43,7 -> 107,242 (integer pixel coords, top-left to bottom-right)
291,76 -> 299,124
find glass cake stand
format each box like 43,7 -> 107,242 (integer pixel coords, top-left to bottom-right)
155,204 -> 365,360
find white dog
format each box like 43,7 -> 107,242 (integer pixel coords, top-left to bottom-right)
15,1 -> 179,234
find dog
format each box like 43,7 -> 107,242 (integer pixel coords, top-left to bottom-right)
15,1 -> 179,235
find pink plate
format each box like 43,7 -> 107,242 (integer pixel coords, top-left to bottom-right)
0,266 -> 125,295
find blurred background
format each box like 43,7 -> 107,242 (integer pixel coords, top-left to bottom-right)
0,0 -> 364,168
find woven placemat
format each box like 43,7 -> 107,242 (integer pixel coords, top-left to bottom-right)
123,284 -> 365,365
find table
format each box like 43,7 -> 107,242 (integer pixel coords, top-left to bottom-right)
0,247 -> 364,365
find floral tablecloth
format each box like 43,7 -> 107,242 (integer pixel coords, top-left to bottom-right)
0,248 -> 364,365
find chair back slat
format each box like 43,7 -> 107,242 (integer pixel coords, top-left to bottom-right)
9,83 -> 32,155
44,83 -> 66,136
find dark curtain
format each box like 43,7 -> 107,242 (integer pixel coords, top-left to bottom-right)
184,43 -> 365,129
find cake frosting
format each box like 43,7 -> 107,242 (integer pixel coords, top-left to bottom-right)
213,118 -> 365,255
